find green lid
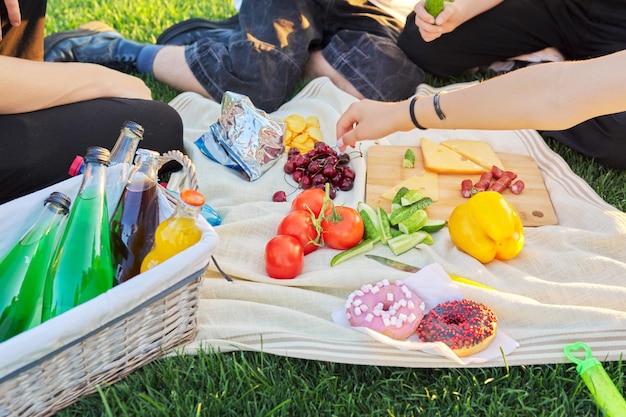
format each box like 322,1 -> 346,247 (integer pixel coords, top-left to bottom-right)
564,342 -> 601,375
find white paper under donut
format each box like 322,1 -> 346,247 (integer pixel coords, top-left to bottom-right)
332,263 -> 519,365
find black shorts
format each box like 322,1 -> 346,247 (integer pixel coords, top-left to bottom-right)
0,99 -> 184,204
398,0 -> 626,77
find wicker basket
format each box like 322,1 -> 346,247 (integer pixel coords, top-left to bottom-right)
158,149 -> 200,207
0,150 -> 217,417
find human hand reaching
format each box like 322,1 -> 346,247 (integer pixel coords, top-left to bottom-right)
336,99 -> 409,152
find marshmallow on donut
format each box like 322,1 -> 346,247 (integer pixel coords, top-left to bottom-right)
345,279 -> 425,340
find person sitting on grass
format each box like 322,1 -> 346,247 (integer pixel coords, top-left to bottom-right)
42,0 -> 424,114
0,0 -> 184,204
336,50 -> 626,171
391,0 -> 626,170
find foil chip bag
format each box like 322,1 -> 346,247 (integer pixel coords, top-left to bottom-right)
194,91 -> 285,181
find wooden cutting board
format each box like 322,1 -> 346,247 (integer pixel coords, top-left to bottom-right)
365,146 -> 558,227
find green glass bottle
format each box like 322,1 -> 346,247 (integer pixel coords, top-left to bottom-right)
42,146 -> 114,321
0,192 -> 71,342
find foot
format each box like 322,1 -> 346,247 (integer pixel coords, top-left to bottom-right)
44,21 -> 144,73
156,15 -> 240,46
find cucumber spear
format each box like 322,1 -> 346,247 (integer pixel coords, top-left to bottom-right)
402,148 -> 415,168
425,0 -> 445,18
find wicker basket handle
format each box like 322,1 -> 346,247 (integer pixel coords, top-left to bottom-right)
157,149 -> 200,207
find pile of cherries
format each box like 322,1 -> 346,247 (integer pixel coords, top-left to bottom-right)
282,142 -> 356,200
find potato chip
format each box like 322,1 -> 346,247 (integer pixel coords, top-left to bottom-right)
307,126 -> 323,142
283,113 -> 324,154
290,133 -> 309,146
284,114 -> 306,134
305,115 -> 320,128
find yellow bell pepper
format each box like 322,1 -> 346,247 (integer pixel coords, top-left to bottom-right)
448,191 -> 524,264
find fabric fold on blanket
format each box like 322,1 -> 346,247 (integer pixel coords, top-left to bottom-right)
168,77 -> 626,368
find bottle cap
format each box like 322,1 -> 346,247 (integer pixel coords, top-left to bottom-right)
135,148 -> 161,163
84,146 -> 111,165
123,120 -> 145,137
68,155 -> 85,176
180,189 -> 205,207
564,342 -> 601,375
44,191 -> 72,215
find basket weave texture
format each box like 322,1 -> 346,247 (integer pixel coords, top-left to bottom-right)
0,150 -> 212,417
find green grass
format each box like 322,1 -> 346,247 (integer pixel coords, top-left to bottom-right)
54,348 -> 625,416
45,1 -> 625,415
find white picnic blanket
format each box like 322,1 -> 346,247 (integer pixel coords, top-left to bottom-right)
168,77 -> 626,367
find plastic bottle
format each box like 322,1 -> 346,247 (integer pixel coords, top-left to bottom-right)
564,342 -> 626,417
110,149 -> 161,284
140,189 -> 205,273
42,146 -> 114,321
0,192 -> 71,342
163,188 -> 222,226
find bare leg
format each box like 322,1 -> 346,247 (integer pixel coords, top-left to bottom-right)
303,50 -> 364,99
152,46 -> 214,100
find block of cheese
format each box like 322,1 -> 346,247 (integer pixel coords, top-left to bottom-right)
420,137 -> 485,174
441,139 -> 504,171
380,170 -> 439,201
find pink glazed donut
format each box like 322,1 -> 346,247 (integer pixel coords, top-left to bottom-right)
345,279 -> 425,340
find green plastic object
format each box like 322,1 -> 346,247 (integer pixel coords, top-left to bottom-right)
564,342 -> 626,417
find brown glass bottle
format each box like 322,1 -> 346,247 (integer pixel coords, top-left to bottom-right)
110,149 -> 161,284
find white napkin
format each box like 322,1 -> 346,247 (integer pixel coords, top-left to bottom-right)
332,263 -> 519,365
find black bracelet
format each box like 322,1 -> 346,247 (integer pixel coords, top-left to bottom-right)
409,96 -> 427,130
433,91 -> 447,120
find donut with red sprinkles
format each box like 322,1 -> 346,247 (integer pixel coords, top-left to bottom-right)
416,299 -> 498,357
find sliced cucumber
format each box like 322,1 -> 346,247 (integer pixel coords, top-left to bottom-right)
402,148 -> 415,168
377,206 -> 393,244
357,202 -> 381,241
387,232 -> 429,256
388,203 -> 419,226
330,237 -> 380,267
420,231 -> 435,245
420,218 -> 447,233
389,196 -> 435,225
400,189 -> 423,206
397,209 -> 428,234
391,186 -> 409,212
411,196 -> 435,211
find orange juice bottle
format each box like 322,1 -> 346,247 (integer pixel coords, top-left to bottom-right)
140,189 -> 205,273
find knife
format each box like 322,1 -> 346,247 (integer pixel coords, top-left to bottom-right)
365,254 -> 494,290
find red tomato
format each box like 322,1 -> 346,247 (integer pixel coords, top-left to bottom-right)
277,209 -> 321,255
265,235 -> 304,279
321,206 -> 364,250
291,188 -> 326,217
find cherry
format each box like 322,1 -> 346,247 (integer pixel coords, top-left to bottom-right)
272,191 -> 287,202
